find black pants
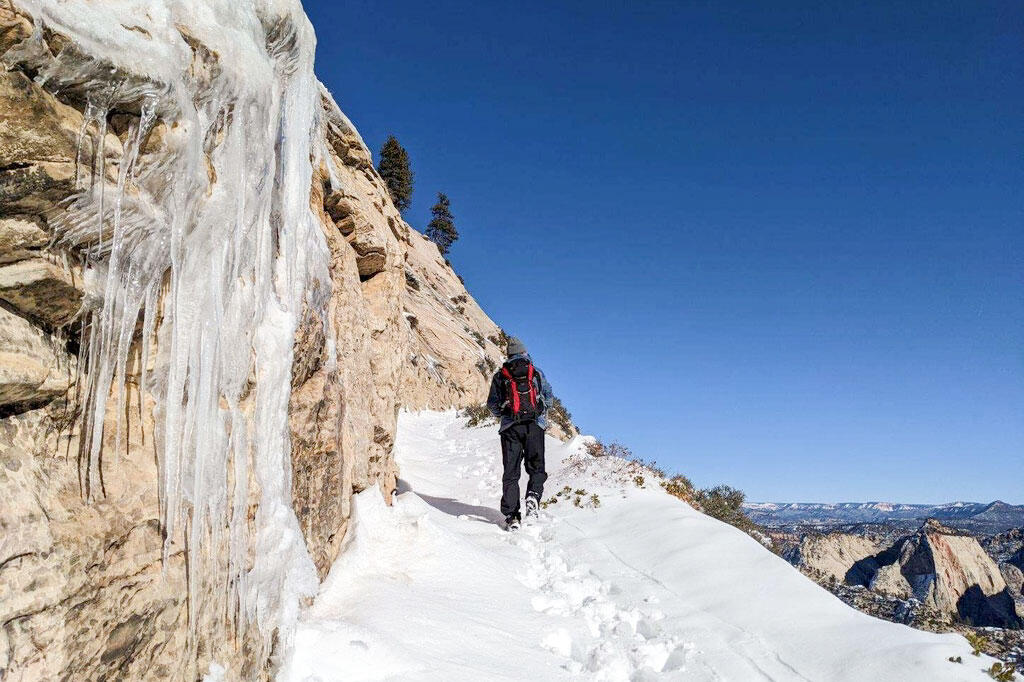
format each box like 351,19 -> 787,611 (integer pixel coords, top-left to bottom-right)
500,421 -> 547,516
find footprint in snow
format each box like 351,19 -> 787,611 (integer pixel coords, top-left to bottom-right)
510,516 -> 694,677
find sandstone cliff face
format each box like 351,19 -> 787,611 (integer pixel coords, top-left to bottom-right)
0,3 -> 543,680
401,226 -> 504,409
792,532 -> 884,584
794,520 -> 1021,628
897,520 -> 1021,628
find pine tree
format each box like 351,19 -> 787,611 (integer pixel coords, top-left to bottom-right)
377,135 -> 413,213
425,192 -> 459,255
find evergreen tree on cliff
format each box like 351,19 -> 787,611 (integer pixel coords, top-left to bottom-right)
377,135 -> 413,212
426,192 -> 459,255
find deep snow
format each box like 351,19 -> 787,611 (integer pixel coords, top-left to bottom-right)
281,411 -> 994,681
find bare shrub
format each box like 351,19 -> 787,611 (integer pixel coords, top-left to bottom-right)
548,396 -> 575,434
461,403 -> 494,427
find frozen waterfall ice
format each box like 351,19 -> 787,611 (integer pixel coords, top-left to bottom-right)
5,0 -> 331,662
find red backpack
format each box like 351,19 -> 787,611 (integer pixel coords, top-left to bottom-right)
501,358 -> 540,423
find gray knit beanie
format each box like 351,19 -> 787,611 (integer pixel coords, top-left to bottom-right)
506,336 -> 527,356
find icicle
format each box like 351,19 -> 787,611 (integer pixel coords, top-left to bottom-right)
73,102 -> 95,192
6,0 -> 329,663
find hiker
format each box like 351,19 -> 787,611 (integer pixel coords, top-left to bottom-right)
486,336 -> 553,530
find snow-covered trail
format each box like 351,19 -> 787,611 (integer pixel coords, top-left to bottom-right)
280,411 -> 992,681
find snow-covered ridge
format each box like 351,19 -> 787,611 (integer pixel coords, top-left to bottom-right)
745,500 -> 1024,532
282,411 -> 996,681
747,502 -> 981,511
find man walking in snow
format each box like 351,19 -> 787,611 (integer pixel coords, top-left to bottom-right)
487,337 -> 553,530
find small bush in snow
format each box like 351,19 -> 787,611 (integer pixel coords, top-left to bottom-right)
584,439 -> 666,476
987,662 -> 1016,681
948,656 -> 962,664
693,485 -> 754,530
461,404 -> 493,427
586,440 -> 628,459
967,632 -> 988,657
571,492 -> 600,509
552,485 -> 598,509
661,475 -> 696,505
633,475 -> 645,488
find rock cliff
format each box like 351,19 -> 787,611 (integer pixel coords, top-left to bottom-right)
896,520 -> 1020,628
790,532 -> 885,584
0,2 -> 566,680
793,519 -> 1021,629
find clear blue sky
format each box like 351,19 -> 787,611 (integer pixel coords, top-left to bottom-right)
304,1 -> 1023,504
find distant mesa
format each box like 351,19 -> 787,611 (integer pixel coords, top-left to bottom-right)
790,518 -> 1022,630
745,500 -> 1024,534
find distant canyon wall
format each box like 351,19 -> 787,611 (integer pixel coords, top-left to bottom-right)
789,520 -> 1022,629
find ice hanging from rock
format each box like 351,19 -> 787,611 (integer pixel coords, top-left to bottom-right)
5,0 -> 328,659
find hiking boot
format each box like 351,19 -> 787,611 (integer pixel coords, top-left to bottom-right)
524,495 -> 540,520
505,513 -> 521,531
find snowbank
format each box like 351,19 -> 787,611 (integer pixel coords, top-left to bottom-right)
282,411 -> 995,681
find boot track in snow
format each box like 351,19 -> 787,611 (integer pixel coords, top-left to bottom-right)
280,410 -> 995,682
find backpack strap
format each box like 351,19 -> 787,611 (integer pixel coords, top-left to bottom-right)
501,366 -> 520,414
526,363 -> 536,408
